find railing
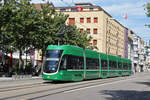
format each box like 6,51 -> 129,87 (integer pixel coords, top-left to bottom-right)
12,75 -> 32,80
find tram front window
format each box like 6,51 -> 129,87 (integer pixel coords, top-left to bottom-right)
43,50 -> 63,73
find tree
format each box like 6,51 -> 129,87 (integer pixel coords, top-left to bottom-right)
0,0 -> 16,54
31,2 -> 63,61
32,2 -> 95,61
1,0 -> 41,72
0,0 -> 96,74
146,3 -> 150,28
32,2 -> 96,60
58,25 -> 92,48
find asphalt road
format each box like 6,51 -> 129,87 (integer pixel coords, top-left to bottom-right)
0,77 -> 44,88
0,72 -> 150,100
36,72 -> 150,100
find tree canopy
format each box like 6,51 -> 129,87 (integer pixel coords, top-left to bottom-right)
0,0 -> 94,73
146,3 -> 150,28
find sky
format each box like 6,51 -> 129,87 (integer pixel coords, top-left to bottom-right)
31,0 -> 150,43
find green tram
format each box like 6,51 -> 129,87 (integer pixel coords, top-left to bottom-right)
42,45 -> 131,81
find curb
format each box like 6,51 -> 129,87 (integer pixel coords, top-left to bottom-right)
0,75 -> 42,82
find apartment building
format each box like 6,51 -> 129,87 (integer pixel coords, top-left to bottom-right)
133,34 -> 139,72
138,38 -> 146,71
145,42 -> 150,70
128,30 -> 134,60
128,30 -> 134,72
132,33 -> 146,72
55,3 -> 126,57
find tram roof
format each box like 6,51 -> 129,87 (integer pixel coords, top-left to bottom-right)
46,45 -> 131,63
47,45 -> 82,50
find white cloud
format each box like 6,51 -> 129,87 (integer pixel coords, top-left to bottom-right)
102,1 -> 147,17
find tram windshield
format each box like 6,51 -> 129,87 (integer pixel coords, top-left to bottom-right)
43,50 -> 63,73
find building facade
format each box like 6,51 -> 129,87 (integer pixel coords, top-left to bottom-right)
138,38 -> 146,72
145,42 -> 150,71
128,30 -> 134,72
55,3 -> 125,57
133,34 -> 139,72
132,33 -> 146,72
128,30 -> 134,60
124,28 -> 128,58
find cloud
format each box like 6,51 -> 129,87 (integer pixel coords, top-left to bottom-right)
102,1 -> 147,17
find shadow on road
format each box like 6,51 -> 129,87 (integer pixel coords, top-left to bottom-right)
42,78 -> 101,84
100,90 -> 150,100
43,81 -> 76,84
136,82 -> 150,87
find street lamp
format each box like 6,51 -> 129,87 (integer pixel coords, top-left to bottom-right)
57,25 -> 72,45
57,25 -> 66,45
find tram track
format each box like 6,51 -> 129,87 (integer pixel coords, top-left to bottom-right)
28,76 -> 132,100
0,76 -> 122,93
0,82 -> 47,92
0,75 -> 136,100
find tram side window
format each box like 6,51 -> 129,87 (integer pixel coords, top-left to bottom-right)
78,57 -> 84,69
67,55 -> 78,69
86,58 -> 99,70
109,61 -> 113,70
113,61 -> 117,70
60,55 -> 67,70
101,60 -> 107,70
62,55 -> 84,70
66,55 -> 74,69
109,61 -> 117,70
123,63 -> 128,70
118,62 -> 122,70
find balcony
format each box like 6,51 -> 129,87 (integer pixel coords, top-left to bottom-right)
139,62 -> 144,65
134,48 -> 138,51
133,60 -> 138,64
133,53 -> 138,57
133,42 -> 138,45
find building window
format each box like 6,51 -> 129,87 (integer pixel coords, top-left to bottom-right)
93,40 -> 97,45
93,28 -> 98,34
88,40 -> 92,45
80,18 -> 84,23
60,9 -> 66,12
94,17 -> 98,23
80,28 -> 84,33
89,8 -> 94,11
87,18 -> 91,23
87,28 -> 90,34
69,18 -> 75,25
